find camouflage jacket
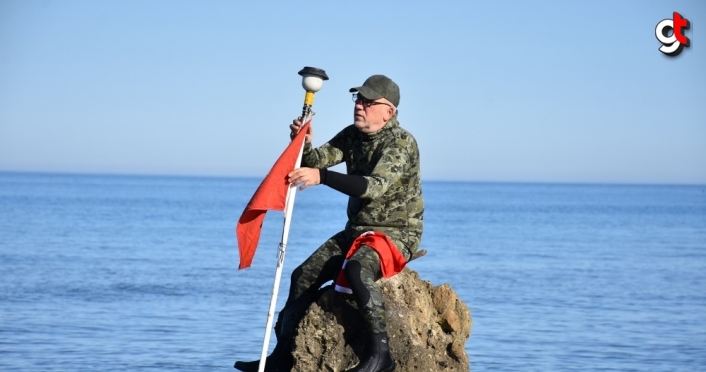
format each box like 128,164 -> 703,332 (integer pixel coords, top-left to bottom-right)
301,117 -> 424,259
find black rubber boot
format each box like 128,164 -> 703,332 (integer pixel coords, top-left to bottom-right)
347,332 -> 395,372
234,338 -> 292,372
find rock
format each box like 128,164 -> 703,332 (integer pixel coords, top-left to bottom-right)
289,268 -> 472,371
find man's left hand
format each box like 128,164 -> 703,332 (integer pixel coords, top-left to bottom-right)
288,167 -> 320,190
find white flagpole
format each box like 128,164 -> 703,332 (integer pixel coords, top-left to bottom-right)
256,115 -> 309,372
254,66 -> 328,372
258,118 -> 308,372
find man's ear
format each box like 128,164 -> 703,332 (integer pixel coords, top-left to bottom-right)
384,107 -> 396,122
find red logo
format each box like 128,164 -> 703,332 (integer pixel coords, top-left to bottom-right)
655,12 -> 691,56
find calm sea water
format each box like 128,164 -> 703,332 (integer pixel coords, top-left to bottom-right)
1,172 -> 704,371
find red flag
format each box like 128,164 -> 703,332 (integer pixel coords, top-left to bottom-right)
236,121 -> 311,269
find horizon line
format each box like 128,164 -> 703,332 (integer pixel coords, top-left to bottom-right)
1,169 -> 705,188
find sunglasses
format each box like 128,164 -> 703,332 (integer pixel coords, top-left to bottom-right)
352,93 -> 392,108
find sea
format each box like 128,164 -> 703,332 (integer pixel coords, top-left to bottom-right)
1,172 -> 704,371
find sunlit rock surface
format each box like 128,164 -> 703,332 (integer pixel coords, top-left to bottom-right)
289,268 -> 472,371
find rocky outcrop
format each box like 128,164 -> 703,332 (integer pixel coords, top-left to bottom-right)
290,268 -> 472,371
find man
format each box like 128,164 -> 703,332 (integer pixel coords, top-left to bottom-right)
235,75 -> 424,372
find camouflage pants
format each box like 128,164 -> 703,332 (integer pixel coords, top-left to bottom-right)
277,230 -> 388,338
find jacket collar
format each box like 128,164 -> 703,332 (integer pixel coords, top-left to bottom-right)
360,117 -> 399,140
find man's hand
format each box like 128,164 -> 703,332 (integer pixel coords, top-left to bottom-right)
288,167 -> 320,190
289,117 -> 313,144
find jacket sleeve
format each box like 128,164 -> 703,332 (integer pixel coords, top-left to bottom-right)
301,129 -> 346,169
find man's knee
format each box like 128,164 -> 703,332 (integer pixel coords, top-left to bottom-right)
344,259 -> 371,305
290,265 -> 304,285
348,246 -> 382,279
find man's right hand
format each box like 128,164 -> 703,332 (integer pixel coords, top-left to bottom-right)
289,117 -> 313,144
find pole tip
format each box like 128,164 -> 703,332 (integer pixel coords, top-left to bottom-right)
298,66 -> 329,80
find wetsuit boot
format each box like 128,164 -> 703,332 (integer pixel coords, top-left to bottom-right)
342,252 -> 395,372
233,337 -> 292,372
346,332 -> 395,372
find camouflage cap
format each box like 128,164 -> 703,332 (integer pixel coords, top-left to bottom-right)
349,75 -> 400,108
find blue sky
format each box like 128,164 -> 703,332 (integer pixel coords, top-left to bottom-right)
1,0 -> 704,184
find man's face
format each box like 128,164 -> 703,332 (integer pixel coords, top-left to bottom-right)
352,94 -> 394,134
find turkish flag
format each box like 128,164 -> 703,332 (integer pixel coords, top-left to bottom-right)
236,121 -> 310,269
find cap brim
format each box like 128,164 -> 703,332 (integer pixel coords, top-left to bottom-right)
349,86 -> 384,100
